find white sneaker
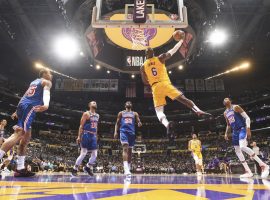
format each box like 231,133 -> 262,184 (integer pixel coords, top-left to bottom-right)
261,165 -> 270,179
240,171 -> 253,178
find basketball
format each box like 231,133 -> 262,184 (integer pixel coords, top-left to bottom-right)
173,30 -> 185,41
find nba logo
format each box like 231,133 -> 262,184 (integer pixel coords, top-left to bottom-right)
133,0 -> 146,23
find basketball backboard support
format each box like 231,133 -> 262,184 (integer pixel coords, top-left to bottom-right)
92,0 -> 188,28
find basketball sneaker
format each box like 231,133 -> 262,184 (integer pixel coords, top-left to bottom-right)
261,165 -> 269,179
14,169 -> 35,177
240,171 -> 253,178
71,168 -> 78,177
195,110 -> 212,117
83,166 -> 94,176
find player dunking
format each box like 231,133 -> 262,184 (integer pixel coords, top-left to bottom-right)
0,69 -> 52,177
223,98 -> 269,178
188,133 -> 203,176
140,36 -> 210,136
114,101 -> 142,177
72,101 -> 99,177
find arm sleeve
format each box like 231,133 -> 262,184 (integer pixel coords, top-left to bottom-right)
43,81 -> 52,107
240,112 -> 251,128
167,40 -> 183,56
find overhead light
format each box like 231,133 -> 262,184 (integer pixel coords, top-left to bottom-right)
35,62 -> 44,69
178,65 -> 183,70
53,35 -> 79,59
96,65 -> 100,70
79,51 -> 84,56
169,70 -> 172,74
107,70 -> 110,74
131,74 -> 135,78
208,29 -> 227,46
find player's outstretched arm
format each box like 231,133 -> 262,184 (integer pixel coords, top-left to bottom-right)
234,105 -> 251,139
224,112 -> 231,140
35,80 -> 52,112
114,112 -> 122,139
158,39 -> 184,63
140,65 -> 149,86
77,112 -> 87,144
135,112 -> 142,127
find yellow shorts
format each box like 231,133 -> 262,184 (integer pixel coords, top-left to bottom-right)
193,152 -> 203,159
151,81 -> 182,107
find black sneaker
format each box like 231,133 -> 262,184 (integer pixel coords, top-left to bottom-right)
14,169 -> 35,177
167,121 -> 175,138
83,166 -> 94,176
71,168 -> 78,177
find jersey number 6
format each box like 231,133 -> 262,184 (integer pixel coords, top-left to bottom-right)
151,68 -> 158,76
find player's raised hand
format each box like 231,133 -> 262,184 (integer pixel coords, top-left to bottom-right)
138,122 -> 142,127
76,137 -> 81,144
113,132 -> 118,139
11,111 -> 17,120
224,134 -> 229,141
34,105 -> 48,112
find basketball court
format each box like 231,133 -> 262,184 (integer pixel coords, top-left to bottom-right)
0,173 -> 270,199
0,0 -> 270,199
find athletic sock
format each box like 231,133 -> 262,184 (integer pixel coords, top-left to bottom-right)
161,118 -> 169,128
0,149 -> 5,159
253,155 -> 265,166
242,161 -> 252,173
17,156 -> 25,170
192,105 -> 201,112
123,161 -> 129,173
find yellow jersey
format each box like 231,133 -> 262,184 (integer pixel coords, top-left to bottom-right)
190,139 -> 201,153
143,56 -> 170,86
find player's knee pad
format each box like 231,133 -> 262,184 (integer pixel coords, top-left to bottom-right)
91,150 -> 97,159
89,150 -> 97,164
234,146 -> 245,162
198,159 -> 203,166
239,139 -> 247,148
80,148 -> 88,157
193,155 -> 199,164
155,106 -> 166,122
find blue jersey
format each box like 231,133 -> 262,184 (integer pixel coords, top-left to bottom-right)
225,105 -> 246,131
120,111 -> 135,134
83,112 -> 99,134
20,79 -> 44,106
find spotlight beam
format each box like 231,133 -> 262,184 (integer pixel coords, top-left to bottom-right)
34,62 -> 77,80
205,62 -> 250,80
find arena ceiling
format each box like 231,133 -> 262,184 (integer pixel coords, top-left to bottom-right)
0,0 -> 270,80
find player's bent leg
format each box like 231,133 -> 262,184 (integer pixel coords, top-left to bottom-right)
0,128 -> 24,160
234,145 -> 253,178
175,95 -> 211,116
239,139 -> 269,178
128,147 -> 132,170
72,148 -> 88,176
14,130 -> 35,177
84,150 -> 97,176
122,144 -> 131,176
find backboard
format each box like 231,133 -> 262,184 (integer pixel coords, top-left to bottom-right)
92,0 -> 188,28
